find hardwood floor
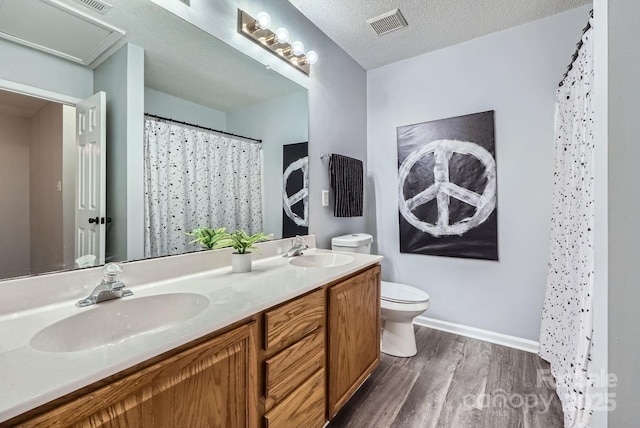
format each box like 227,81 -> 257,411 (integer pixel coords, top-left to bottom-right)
328,326 -> 563,428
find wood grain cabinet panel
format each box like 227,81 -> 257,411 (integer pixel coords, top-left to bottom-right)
17,323 -> 258,428
264,329 -> 324,410
264,289 -> 324,355
327,265 -> 381,418
264,369 -> 325,428
11,265 -> 383,428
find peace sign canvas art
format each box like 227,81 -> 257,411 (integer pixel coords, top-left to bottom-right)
397,111 -> 498,260
282,142 -> 309,238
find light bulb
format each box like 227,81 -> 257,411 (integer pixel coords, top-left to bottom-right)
274,27 -> 289,44
305,50 -> 318,65
255,12 -> 271,30
291,41 -> 304,56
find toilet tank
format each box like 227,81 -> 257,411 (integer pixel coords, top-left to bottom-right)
331,233 -> 373,254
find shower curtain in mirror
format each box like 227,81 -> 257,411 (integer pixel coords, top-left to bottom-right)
144,117 -> 263,258
539,19 -> 594,428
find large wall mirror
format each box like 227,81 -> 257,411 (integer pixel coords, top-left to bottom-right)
0,0 -> 309,281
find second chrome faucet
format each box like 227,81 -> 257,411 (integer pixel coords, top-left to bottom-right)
76,263 -> 133,307
283,235 -> 309,258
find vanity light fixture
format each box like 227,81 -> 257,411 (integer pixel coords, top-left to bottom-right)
255,12 -> 271,30
304,50 -> 318,65
291,41 -> 304,56
238,9 -> 318,75
273,27 -> 289,44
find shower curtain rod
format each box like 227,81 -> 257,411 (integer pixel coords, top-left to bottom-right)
144,113 -> 262,144
559,9 -> 593,87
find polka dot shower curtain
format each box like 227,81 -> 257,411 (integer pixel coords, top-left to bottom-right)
143,117 -> 263,258
539,18 -> 594,428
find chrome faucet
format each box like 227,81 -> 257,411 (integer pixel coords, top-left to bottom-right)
283,235 -> 309,258
76,263 -> 133,307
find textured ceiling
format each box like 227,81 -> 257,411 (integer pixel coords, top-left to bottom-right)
288,0 -> 591,70
0,89 -> 49,118
56,0 -> 304,112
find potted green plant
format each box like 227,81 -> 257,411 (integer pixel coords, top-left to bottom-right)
186,227 -> 233,250
228,230 -> 271,273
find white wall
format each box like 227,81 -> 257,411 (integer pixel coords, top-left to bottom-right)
124,46 -> 145,263
227,91 -> 309,238
94,44 -> 145,263
144,87 -> 227,131
607,0 -> 640,425
367,6 -> 592,341
151,0 -> 368,249
591,1 -> 607,426
0,113 -> 30,278
0,38 -> 93,99
61,106 -> 76,270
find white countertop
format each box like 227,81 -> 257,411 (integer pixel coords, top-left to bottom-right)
0,248 -> 382,423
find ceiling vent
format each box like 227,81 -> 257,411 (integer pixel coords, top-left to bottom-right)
72,0 -> 112,15
0,0 -> 124,65
366,9 -> 408,36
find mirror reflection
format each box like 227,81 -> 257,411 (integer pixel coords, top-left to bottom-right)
0,0 -> 309,281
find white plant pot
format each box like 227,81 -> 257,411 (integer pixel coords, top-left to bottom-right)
231,252 -> 252,273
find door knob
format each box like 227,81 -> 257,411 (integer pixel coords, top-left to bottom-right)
88,217 -> 99,224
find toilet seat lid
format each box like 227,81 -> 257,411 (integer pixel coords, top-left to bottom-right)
381,281 -> 430,304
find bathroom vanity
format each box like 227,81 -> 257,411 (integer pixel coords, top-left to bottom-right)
0,239 -> 382,427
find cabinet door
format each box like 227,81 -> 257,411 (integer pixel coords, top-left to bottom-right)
327,265 -> 381,418
20,323 -> 257,428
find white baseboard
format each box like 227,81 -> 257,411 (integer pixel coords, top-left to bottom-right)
413,316 -> 540,354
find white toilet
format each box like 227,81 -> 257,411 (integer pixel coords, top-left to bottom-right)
331,233 -> 431,358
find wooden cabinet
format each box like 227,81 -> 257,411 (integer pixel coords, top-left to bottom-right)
327,265 -> 381,418
17,323 -> 258,428
264,288 -> 324,355
10,264 -> 382,428
264,329 -> 324,409
262,289 -> 326,427
264,369 -> 326,428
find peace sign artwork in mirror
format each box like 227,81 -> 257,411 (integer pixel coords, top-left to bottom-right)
397,111 -> 498,260
282,142 -> 309,238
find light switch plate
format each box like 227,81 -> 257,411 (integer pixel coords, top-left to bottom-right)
322,190 -> 329,207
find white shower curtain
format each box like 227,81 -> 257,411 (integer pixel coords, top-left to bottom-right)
539,20 -> 594,428
144,117 -> 263,258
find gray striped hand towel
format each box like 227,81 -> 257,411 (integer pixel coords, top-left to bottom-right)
329,154 -> 363,217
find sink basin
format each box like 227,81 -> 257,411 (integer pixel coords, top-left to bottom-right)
289,254 -> 354,268
30,293 -> 209,353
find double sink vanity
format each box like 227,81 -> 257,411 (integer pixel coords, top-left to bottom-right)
0,236 -> 382,427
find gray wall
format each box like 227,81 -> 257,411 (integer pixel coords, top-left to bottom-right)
144,87 -> 227,130
227,91 -> 309,239
0,38 -> 92,99
29,103 -> 64,275
607,0 -> 640,425
94,44 -> 145,263
366,6 -> 591,341
151,0 -> 368,249
0,112 -> 30,278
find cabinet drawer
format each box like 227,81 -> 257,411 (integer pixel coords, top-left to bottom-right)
264,289 -> 324,355
264,369 -> 326,428
265,329 -> 324,410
